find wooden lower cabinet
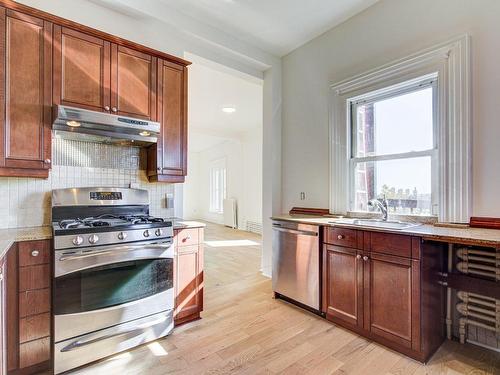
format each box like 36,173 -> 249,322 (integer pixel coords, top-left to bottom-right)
6,240 -> 51,375
323,228 -> 445,362
173,228 -> 204,325
323,245 -> 363,328
364,253 -> 420,350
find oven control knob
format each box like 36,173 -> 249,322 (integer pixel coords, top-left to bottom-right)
143,230 -> 150,237
88,234 -> 99,244
118,232 -> 127,240
155,229 -> 163,236
72,236 -> 84,246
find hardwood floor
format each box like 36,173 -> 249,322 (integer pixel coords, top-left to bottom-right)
68,222 -> 500,375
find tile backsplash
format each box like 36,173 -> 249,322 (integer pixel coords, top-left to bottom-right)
0,139 -> 175,229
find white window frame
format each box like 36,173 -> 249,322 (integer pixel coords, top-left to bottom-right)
330,35 -> 471,222
209,158 -> 227,214
348,76 -> 439,216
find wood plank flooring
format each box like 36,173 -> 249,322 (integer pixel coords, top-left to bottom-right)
69,222 -> 500,375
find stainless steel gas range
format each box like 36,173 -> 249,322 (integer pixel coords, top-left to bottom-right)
51,187 -> 174,374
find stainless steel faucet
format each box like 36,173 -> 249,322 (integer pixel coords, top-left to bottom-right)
368,196 -> 388,221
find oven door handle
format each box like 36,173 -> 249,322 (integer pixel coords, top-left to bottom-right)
60,315 -> 169,352
58,243 -> 173,262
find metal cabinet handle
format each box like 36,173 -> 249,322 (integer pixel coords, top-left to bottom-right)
104,106 -> 110,111
112,107 -> 117,113
337,235 -> 344,240
363,256 -> 369,261
44,159 -> 51,164
31,250 -> 39,257
356,254 -> 361,260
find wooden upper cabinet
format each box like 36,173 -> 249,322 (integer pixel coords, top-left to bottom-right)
111,45 -> 156,120
53,26 -> 111,112
148,60 -> 188,182
0,8 -> 52,177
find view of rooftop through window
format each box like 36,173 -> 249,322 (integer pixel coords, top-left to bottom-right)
352,85 -> 435,215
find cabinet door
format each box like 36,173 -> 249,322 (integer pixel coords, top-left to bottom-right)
150,60 -> 187,182
323,245 -> 363,328
0,8 -> 52,175
364,253 -> 420,350
53,26 -> 111,112
175,245 -> 203,322
111,45 -> 156,119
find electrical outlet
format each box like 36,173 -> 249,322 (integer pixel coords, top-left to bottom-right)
300,192 -> 306,200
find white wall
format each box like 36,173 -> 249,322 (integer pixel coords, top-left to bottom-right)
281,0 -> 500,218
184,128 -> 263,230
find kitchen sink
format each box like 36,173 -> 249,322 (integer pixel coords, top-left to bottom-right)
330,218 -> 421,230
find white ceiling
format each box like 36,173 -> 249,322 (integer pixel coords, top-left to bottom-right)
188,54 -> 263,153
159,0 -> 379,56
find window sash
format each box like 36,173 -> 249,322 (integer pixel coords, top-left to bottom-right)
350,79 -> 438,160
348,78 -> 438,215
209,160 -> 227,214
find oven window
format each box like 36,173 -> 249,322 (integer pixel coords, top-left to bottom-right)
54,258 -> 173,315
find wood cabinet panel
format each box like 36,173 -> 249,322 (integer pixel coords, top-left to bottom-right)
323,245 -> 363,327
19,264 -> 50,292
325,227 -> 361,249
176,228 -> 199,248
364,253 -> 416,348
53,26 -> 111,112
0,8 -> 52,176
19,312 -> 50,343
369,232 -> 412,258
112,45 -> 156,119
18,240 -> 49,266
19,337 -> 50,368
19,289 -> 50,318
175,245 -> 202,321
148,60 -> 187,182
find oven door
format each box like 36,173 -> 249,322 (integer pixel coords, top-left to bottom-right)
54,241 -> 174,342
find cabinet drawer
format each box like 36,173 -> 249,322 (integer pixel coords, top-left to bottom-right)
19,337 -> 50,368
19,264 -> 50,291
19,289 -> 50,317
19,313 -> 50,343
325,227 -> 360,248
369,232 -> 412,258
19,240 -> 50,266
176,228 -> 199,247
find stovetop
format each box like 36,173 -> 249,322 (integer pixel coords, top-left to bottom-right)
53,214 -> 172,236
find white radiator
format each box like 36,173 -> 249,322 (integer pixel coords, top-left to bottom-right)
223,198 -> 237,228
246,221 -> 262,235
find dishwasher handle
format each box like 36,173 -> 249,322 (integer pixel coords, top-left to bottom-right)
272,225 -> 318,237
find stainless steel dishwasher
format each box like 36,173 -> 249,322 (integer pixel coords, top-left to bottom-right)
272,221 -> 320,311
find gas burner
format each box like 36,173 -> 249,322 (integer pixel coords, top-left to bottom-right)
120,215 -> 165,225
86,220 -> 111,227
59,219 -> 83,229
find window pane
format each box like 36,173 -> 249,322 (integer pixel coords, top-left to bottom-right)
355,87 -> 434,157
353,157 -> 432,215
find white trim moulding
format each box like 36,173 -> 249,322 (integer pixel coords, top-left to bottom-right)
329,35 -> 471,223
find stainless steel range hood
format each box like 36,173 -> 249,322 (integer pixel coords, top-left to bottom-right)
52,105 -> 160,147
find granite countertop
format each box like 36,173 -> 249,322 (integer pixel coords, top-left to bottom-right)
167,218 -> 206,230
271,215 -> 500,247
0,226 -> 53,260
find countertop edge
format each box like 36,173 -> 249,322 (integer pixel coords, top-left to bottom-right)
271,216 -> 500,247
